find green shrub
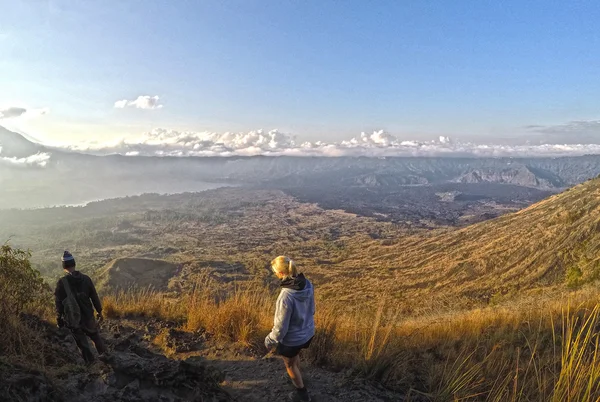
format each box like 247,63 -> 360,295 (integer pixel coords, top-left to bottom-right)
565,265 -> 583,289
0,245 -> 53,362
0,245 -> 50,317
565,210 -> 583,224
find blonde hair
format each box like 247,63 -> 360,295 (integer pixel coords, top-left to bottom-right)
271,256 -> 298,279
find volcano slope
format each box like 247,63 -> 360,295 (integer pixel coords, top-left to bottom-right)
3,179 -> 599,313
3,179 -> 600,400
330,176 -> 600,308
92,178 -> 600,401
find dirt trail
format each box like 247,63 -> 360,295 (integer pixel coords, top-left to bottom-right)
203,347 -> 405,402
167,328 -> 407,402
101,319 -> 407,401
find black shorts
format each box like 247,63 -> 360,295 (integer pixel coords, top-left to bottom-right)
276,337 -> 313,358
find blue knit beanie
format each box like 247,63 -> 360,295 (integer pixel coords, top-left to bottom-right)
62,251 -> 76,269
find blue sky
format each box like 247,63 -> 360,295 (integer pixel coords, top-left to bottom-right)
1,0 -> 599,145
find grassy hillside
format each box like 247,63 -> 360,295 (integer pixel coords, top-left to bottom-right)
5,178 -> 600,400
342,176 -> 600,304
3,179 -> 600,314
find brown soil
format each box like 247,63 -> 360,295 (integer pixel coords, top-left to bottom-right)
203,346 -> 405,402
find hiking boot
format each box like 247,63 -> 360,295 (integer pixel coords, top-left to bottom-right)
288,390 -> 311,402
283,374 -> 311,387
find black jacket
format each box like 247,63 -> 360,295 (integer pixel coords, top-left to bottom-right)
54,271 -> 102,320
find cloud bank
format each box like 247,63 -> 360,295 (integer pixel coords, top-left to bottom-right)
0,146 -> 50,168
62,128 -> 600,158
114,95 -> 163,110
526,120 -> 600,144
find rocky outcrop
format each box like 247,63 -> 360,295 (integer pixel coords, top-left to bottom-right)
454,166 -> 561,188
92,350 -> 227,402
0,315 -> 231,402
0,361 -> 58,402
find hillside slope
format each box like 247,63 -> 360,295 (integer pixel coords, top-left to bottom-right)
340,177 -> 600,302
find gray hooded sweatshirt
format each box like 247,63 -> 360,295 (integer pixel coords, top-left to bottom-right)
266,273 -> 315,347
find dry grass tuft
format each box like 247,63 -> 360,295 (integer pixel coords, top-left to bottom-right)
102,287 -> 185,322
185,280 -> 273,346
152,328 -> 177,357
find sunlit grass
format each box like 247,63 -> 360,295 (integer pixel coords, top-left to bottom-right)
100,284 -> 600,400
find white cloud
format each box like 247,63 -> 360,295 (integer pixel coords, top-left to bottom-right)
0,106 -> 49,119
57,128 -> 600,158
64,128 -> 295,156
0,107 -> 27,119
114,95 -> 163,110
0,146 -> 50,167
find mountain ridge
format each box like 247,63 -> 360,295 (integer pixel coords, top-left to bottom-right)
3,126 -> 600,211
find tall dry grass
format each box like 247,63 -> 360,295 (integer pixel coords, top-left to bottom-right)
185,281 -> 272,345
103,284 -> 600,401
103,287 -> 185,322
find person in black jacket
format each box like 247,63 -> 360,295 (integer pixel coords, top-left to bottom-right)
54,251 -> 106,364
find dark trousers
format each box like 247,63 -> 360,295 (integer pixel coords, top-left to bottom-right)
71,318 -> 106,363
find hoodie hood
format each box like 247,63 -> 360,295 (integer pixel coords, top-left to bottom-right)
280,273 -> 307,291
67,270 -> 85,284
280,273 -> 313,302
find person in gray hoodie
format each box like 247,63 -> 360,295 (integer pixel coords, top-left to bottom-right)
265,256 -> 315,402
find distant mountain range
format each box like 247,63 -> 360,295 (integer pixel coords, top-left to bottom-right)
2,126 -> 600,209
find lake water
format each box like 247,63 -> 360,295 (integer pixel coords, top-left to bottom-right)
0,179 -> 230,210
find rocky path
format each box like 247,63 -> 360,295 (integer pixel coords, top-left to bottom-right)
1,316 -> 230,402
1,316 -> 407,402
203,347 -> 405,402
101,319 -> 407,401
153,323 -> 407,402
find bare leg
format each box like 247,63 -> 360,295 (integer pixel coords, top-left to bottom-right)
283,355 -> 304,388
